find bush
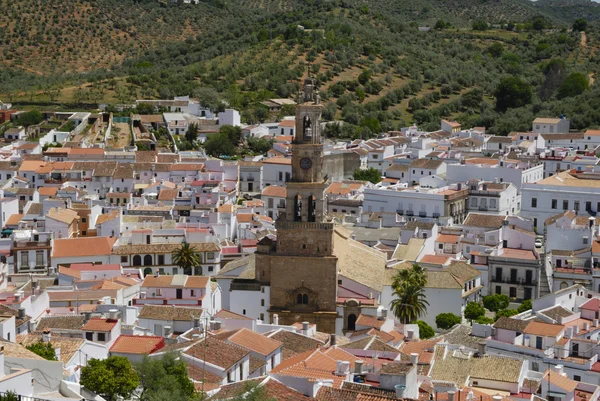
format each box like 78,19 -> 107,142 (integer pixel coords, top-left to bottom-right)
558,72 -> 589,99
352,167 -> 381,184
16,110 -> 43,126
495,309 -> 519,320
435,313 -> 461,330
464,302 -> 485,321
475,316 -> 495,325
472,20 -> 488,31
25,341 -> 56,360
494,76 -> 532,112
487,43 -> 504,58
517,299 -> 532,313
482,294 -> 510,312
573,18 -> 587,32
417,320 -> 435,339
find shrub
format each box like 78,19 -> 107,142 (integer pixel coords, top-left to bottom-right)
464,302 -> 485,321
435,313 -> 461,330
417,320 -> 435,339
482,294 -> 510,312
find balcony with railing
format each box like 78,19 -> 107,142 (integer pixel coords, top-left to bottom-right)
491,275 -> 537,286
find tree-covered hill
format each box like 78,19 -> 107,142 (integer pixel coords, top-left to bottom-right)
2,0 -> 600,138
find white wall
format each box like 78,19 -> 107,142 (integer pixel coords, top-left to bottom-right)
229,287 -> 270,320
421,287 -> 462,329
5,356 -> 63,394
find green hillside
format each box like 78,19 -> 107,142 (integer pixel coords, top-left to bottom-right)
1,0 -> 600,138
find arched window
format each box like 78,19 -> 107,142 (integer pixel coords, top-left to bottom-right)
560,281 -> 569,289
303,116 -> 312,140
297,294 -> 303,304
347,314 -> 357,331
302,294 -> 309,304
143,267 -> 153,277
143,255 -> 153,266
294,194 -> 302,222
132,255 -> 142,266
307,195 -> 316,222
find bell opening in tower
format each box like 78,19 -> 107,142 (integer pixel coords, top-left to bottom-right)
294,194 -> 302,222
303,116 -> 312,141
308,195 -> 316,222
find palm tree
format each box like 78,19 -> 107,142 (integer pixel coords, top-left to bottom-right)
172,242 -> 201,275
389,264 -> 429,324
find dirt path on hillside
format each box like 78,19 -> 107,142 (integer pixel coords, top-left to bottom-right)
581,31 -> 587,48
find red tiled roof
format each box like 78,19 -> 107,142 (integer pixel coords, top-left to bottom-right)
184,337 -> 249,369
110,335 -> 165,354
436,234 -> 459,244
217,328 -> 283,356
215,309 -> 253,320
580,298 -> 600,311
262,186 -> 287,197
81,318 -> 118,332
356,314 -> 385,330
53,236 -> 117,258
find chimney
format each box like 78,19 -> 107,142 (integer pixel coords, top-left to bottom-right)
335,361 -> 350,376
478,342 -> 486,356
193,317 -> 200,328
410,353 -> 419,365
574,325 -> 579,335
13,293 -> 21,303
273,314 -> 279,325
354,360 -> 363,374
163,325 -> 172,337
395,385 -> 407,399
302,321 -> 309,335
492,396 -> 503,401
108,309 -> 119,320
126,273 -> 131,278
566,326 -> 573,338
84,312 -> 92,324
42,329 -> 51,343
448,391 -> 456,401
553,365 -> 565,376
140,291 -> 147,299
584,322 -> 590,331
213,321 -> 221,330
18,308 -> 25,319
330,333 -> 336,347
594,318 -> 599,327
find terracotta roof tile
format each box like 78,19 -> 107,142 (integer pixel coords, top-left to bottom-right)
185,337 -> 249,369
52,236 -> 117,258
138,305 -> 203,321
523,321 -> 564,337
267,330 -> 323,360
463,213 -> 506,229
262,186 -> 287,197
36,316 -> 85,331
355,314 -> 385,329
110,335 -> 165,355
81,318 -> 118,332
218,328 -> 283,356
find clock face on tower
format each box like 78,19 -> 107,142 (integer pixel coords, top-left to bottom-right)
300,157 -> 312,170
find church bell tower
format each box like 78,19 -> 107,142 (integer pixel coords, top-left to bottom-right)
255,66 -> 339,333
